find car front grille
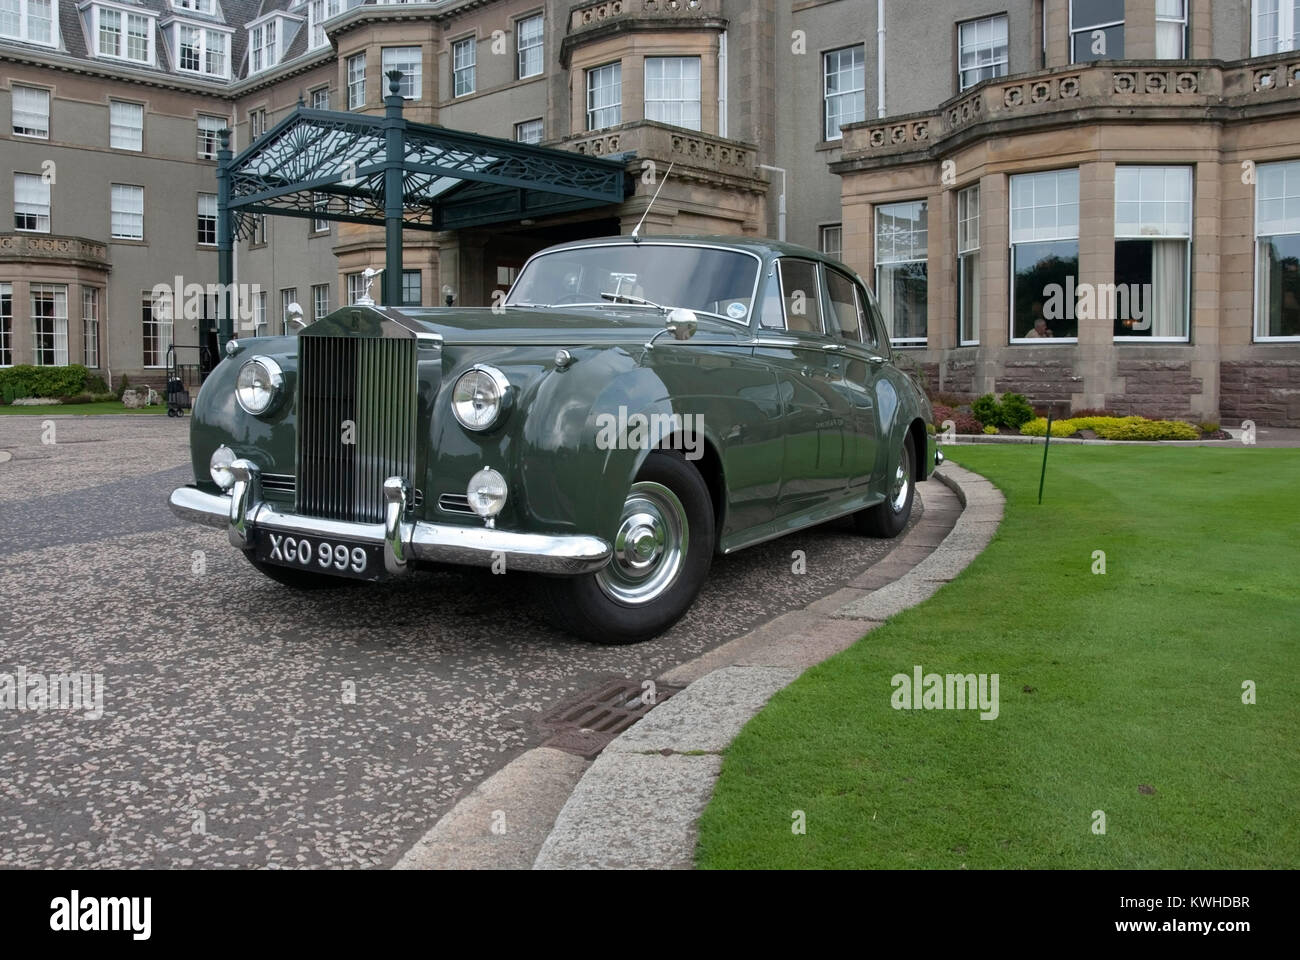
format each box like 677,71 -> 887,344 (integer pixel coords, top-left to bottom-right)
296,335 -> 417,523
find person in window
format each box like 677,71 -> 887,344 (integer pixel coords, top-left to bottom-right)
1024,300 -> 1053,338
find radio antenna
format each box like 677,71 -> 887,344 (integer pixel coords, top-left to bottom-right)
631,161 -> 675,239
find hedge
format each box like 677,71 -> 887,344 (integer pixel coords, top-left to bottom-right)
1019,415 -> 1200,441
0,365 -> 92,404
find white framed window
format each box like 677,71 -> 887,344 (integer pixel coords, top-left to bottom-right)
82,286 -> 100,368
1114,166 -> 1192,341
824,44 -> 865,141
252,290 -> 267,333
645,56 -> 701,131
251,214 -> 266,246
249,107 -> 267,140
14,173 -> 50,232
958,15 -> 1009,91
347,272 -> 367,304
517,13 -> 543,79
172,23 -> 229,78
111,183 -> 144,240
0,283 -> 12,366
586,61 -> 621,130
249,19 -> 278,74
109,100 -> 143,151
1255,159 -> 1300,340
347,53 -> 366,108
1070,0 -> 1125,63
172,0 -> 214,14
279,287 -> 297,335
1251,0 -> 1300,54
11,84 -> 49,138
382,47 -> 422,99
311,192 -> 329,232
958,184 -> 981,345
197,193 -> 217,245
312,283 -> 330,321
142,289 -> 172,368
875,200 -> 928,346
95,6 -> 153,64
308,0 -> 342,50
514,118 -> 543,143
197,114 -> 225,159
1156,0 -> 1187,58
310,86 -> 329,110
0,0 -> 57,47
819,224 -> 843,260
1010,169 -> 1079,341
452,36 -> 476,97
31,284 -> 68,366
402,270 -> 421,306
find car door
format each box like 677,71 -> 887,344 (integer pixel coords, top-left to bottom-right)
752,257 -> 855,516
822,265 -> 884,488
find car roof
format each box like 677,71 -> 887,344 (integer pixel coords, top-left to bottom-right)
531,234 -> 855,272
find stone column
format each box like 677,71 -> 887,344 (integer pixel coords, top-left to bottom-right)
976,172 -> 1009,396
1045,0 -> 1071,68
11,280 -> 32,366
1076,160 -> 1116,409
1190,160 -> 1223,420
1124,0 -> 1157,59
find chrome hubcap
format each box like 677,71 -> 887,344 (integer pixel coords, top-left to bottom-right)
596,481 -> 688,606
889,443 -> 912,514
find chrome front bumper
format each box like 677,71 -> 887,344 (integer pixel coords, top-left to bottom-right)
169,460 -> 612,577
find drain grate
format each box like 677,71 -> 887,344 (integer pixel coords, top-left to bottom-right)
539,676 -> 682,760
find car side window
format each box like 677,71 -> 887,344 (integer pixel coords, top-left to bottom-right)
759,271 -> 785,329
825,268 -> 864,343
777,259 -> 824,335
859,284 -> 888,353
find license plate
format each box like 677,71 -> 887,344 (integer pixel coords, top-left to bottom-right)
255,531 -> 384,581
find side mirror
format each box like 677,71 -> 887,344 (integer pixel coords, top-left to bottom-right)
667,308 -> 697,341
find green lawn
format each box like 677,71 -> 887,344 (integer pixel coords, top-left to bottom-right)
696,445 -> 1300,868
0,401 -> 167,415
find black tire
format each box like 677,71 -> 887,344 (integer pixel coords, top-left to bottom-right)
854,431 -> 916,538
241,550 -> 358,590
536,451 -> 714,645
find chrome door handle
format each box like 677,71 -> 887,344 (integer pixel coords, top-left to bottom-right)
868,356 -> 886,364
822,343 -> 845,352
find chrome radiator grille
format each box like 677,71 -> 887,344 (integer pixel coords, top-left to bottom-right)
296,336 -> 417,523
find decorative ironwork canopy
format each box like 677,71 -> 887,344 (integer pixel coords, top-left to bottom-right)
214,72 -> 631,341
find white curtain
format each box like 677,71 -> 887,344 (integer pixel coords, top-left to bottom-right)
1150,239 -> 1187,338
876,266 -> 896,338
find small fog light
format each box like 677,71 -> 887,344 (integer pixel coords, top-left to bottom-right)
210,444 -> 237,490
467,467 -> 507,521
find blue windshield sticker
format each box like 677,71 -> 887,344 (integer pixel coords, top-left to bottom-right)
727,302 -> 748,320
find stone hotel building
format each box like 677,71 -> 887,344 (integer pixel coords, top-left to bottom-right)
1,0 -> 1298,424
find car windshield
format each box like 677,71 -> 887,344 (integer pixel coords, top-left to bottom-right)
504,243 -> 760,323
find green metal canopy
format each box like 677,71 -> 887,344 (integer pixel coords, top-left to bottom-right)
215,71 -> 631,342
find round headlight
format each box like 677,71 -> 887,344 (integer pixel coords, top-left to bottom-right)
210,444 -> 237,490
467,467 -> 508,518
235,356 -> 284,416
452,365 -> 510,431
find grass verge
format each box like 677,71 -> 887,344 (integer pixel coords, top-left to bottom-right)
0,401 -> 167,415
695,445 -> 1300,868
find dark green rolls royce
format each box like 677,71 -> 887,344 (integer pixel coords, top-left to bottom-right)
170,236 -> 939,644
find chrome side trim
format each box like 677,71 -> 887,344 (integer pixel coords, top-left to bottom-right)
168,484 -> 612,576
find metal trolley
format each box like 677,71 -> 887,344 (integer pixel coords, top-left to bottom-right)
165,343 -> 214,418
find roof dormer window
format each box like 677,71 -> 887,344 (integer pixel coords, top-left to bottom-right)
0,0 -> 60,47
87,3 -> 157,66
247,12 -> 297,73
171,0 -> 215,14
166,18 -> 231,79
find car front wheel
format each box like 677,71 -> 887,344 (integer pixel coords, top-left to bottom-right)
537,451 -> 714,645
854,432 -> 916,538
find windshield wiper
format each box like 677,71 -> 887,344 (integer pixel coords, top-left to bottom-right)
599,291 -> 668,312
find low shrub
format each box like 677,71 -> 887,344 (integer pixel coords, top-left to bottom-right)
0,364 -> 91,401
972,393 -> 1001,428
1197,421 -> 1221,434
949,412 -> 984,435
999,392 -> 1035,429
931,403 -> 955,427
1020,417 -> 1083,438
60,392 -> 117,405
1092,419 -> 1200,441
983,425 -> 999,435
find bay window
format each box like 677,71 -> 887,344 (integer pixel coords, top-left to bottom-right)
382,47 -> 422,99
82,287 -> 100,368
0,283 -> 11,366
875,200 -> 929,346
1255,159 -> 1300,339
644,56 -> 701,131
1156,0 -> 1187,58
347,53 -> 366,108
1114,166 -> 1192,340
1251,0 -> 1300,55
31,284 -> 68,366
586,61 -> 621,129
958,184 -> 980,345
1010,169 -> 1079,341
1070,0 -> 1124,63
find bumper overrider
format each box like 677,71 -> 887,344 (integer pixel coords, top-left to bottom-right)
168,459 -> 612,577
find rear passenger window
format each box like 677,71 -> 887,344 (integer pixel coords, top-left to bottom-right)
777,259 -> 823,334
826,268 -> 863,342
859,284 -> 886,352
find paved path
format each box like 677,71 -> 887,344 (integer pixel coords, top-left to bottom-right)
0,416 -> 916,868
